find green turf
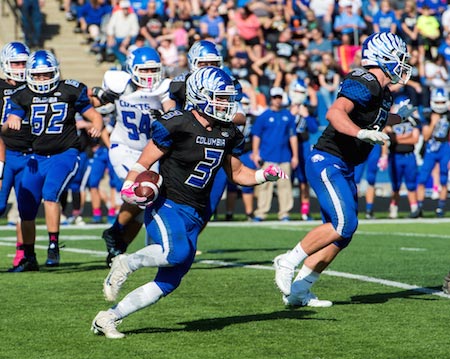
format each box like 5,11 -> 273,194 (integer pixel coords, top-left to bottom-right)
0,220 -> 449,359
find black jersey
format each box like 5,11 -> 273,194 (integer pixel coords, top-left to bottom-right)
9,80 -> 92,155
315,68 -> 393,165
0,80 -> 33,153
152,110 -> 245,216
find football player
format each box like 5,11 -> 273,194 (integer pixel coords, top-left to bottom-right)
0,41 -> 30,271
416,87 -> 450,217
90,46 -> 172,265
273,32 -> 413,307
91,66 -> 287,339
2,50 -> 103,271
383,97 -> 421,219
169,40 -> 246,222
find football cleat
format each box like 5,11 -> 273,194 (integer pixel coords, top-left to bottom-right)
45,242 -> 60,267
388,204 -> 398,219
103,254 -> 132,302
91,311 -> 125,339
273,252 -> 295,296
365,210 -> 374,220
282,291 -> 333,308
8,256 -> 39,272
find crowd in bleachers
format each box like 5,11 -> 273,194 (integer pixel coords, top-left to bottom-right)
40,0 -> 450,222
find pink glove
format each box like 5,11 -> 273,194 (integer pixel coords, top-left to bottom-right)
120,180 -> 153,208
377,155 -> 388,171
255,165 -> 289,184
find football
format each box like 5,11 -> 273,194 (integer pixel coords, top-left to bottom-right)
134,170 -> 162,201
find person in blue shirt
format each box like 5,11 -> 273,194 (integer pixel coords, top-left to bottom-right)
251,87 -> 298,221
373,0 -> 398,34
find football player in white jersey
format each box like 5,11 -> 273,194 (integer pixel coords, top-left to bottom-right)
91,46 -> 172,265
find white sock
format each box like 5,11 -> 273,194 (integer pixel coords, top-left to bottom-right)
285,243 -> 308,267
127,244 -> 169,271
291,265 -> 320,296
112,281 -> 164,319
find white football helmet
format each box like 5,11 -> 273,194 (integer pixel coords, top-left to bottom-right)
430,87 -> 449,114
361,32 -> 411,85
186,66 -> 237,123
125,47 -> 162,90
0,42 -> 30,82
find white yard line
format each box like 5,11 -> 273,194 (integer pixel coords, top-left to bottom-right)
1,220 -> 449,298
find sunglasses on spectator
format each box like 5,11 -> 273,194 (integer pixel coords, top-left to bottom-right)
271,95 -> 283,99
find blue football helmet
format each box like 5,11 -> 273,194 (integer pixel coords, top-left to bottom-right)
0,42 -> 30,82
361,32 -> 411,85
126,47 -> 162,90
26,50 -> 60,93
186,66 -> 238,123
289,78 -> 307,105
187,40 -> 223,72
430,87 -> 449,114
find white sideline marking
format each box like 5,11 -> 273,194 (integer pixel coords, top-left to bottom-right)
400,247 -> 427,251
197,259 -> 450,299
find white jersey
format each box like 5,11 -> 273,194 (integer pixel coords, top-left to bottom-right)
104,70 -> 171,152
101,70 -> 170,180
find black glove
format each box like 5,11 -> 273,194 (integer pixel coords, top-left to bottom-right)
92,86 -> 120,105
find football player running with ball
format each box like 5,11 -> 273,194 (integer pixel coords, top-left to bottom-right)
273,32 -> 415,307
91,66 -> 287,339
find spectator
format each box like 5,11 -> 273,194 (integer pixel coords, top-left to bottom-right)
417,5 -> 441,60
250,51 -> 285,105
233,5 -> 264,60
334,0 -> 367,46
199,4 -> 226,45
106,0 -> 140,67
441,3 -> 450,36
78,0 -> 112,44
362,0 -> 380,35
373,0 -> 398,34
317,52 -> 342,111
17,0 -> 44,49
308,0 -> 335,39
251,87 -> 298,222
157,37 -> 179,77
400,0 -> 419,51
305,28 -> 333,66
139,0 -> 168,49
438,32 -> 450,73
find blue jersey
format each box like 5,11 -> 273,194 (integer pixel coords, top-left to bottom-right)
252,108 -> 296,163
315,68 -> 393,165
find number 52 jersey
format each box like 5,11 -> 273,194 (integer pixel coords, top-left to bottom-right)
9,80 -> 93,155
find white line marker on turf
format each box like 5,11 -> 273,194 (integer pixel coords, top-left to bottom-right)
197,259 -> 450,299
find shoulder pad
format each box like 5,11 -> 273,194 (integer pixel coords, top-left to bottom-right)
161,110 -> 183,120
102,70 -> 131,94
64,79 -> 81,87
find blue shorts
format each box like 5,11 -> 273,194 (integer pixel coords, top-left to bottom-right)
18,148 -> 80,220
307,149 -> 358,247
0,150 -> 30,215
144,198 -> 204,295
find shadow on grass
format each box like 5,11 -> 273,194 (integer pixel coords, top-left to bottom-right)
338,287 -> 444,304
125,309 -> 335,335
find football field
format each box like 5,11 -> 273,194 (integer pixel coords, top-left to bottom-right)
1,219 -> 449,359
